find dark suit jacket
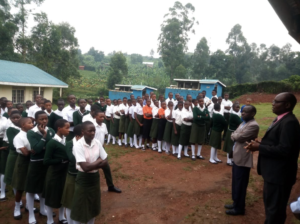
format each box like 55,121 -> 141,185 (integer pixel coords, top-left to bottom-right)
257,113 -> 300,185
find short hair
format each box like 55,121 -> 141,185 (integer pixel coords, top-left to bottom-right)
91,104 -> 100,112
212,90 -> 216,92
123,97 -> 127,100
130,94 -> 134,97
35,110 -> 47,120
285,92 -> 297,111
74,124 -> 82,136
8,107 -> 17,112
94,111 -> 104,116
168,101 -> 173,106
10,111 -> 21,117
68,94 -> 75,98
192,99 -> 198,103
77,98 -> 86,103
187,94 -> 192,97
57,98 -> 65,103
19,117 -> 31,127
244,105 -> 257,115
177,101 -> 183,105
82,121 -> 94,130
6,100 -> 12,103
55,119 -> 69,129
202,90 -> 206,93
16,103 -> 23,108
168,92 -> 173,95
233,102 -> 240,108
44,100 -> 51,104
214,103 -> 220,110
127,99 -> 131,103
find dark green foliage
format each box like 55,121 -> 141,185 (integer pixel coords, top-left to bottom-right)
130,54 -> 143,64
107,52 -> 128,89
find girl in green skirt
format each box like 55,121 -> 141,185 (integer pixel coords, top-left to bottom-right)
189,98 -> 210,161
150,100 -> 159,150
118,97 -> 129,146
71,121 -> 108,224
62,124 -> 82,224
222,103 -> 242,166
43,119 -> 70,224
127,99 -> 136,148
134,98 -> 144,148
209,103 -> 227,164
123,99 -> 131,147
163,101 -> 174,154
111,99 -> 121,145
12,117 -> 34,220
171,101 -> 183,156
177,101 -> 193,159
26,111 -> 56,224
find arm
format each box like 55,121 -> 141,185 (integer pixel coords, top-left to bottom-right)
79,159 -> 108,172
27,130 -> 47,154
173,119 -> 177,134
73,111 -> 79,126
135,112 -> 143,126
66,142 -> 76,165
231,124 -> 259,143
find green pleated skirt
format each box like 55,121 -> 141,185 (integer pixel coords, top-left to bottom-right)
124,116 -> 129,134
0,141 -> 9,174
209,130 -> 222,149
119,115 -> 125,133
11,154 -> 30,191
189,124 -> 206,145
134,115 -> 144,136
222,129 -> 234,153
71,171 -> 100,223
43,163 -> 68,208
25,160 -> 48,194
109,119 -> 114,135
127,120 -> 135,138
205,120 -> 211,144
61,173 -> 77,209
4,150 -> 18,185
163,122 -> 173,143
111,118 -> 120,137
179,124 -> 192,146
104,117 -> 111,133
171,124 -> 181,146
150,119 -> 159,139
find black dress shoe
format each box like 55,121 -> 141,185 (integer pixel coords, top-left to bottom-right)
14,214 -> 22,220
197,155 -> 205,160
225,209 -> 245,216
25,207 -> 39,213
108,186 -> 122,193
39,212 -> 56,217
224,204 -> 234,209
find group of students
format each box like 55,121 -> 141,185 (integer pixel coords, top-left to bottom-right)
0,95 -> 122,224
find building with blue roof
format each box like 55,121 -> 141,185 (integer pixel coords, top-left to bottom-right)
109,84 -> 157,99
165,78 -> 226,99
0,60 -> 68,103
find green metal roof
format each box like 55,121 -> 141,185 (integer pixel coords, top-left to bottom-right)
0,60 -> 68,88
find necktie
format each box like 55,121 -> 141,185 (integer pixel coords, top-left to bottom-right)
267,117 -> 278,131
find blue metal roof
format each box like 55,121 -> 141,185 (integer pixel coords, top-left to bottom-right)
0,60 -> 68,87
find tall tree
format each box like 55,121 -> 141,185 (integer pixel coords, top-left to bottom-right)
107,52 -> 128,89
192,37 -> 210,78
130,53 -> 143,64
158,1 -> 198,84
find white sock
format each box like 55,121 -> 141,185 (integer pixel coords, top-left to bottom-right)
39,194 -> 47,215
34,194 -> 40,200
175,146 -> 179,153
214,149 -> 219,161
112,136 -> 116,144
46,205 -> 54,224
177,145 -> 183,158
129,137 -> 133,146
87,218 -> 95,224
162,141 -> 166,151
13,188 -> 16,195
124,134 -> 127,144
138,136 -> 142,147
118,139 -> 122,145
152,143 -> 157,148
14,201 -> 21,217
157,141 -> 162,152
165,142 -> 170,153
191,145 -> 195,156
107,134 -> 111,144
141,144 -> 145,149
172,145 -> 176,154
26,193 -> 36,223
197,145 -> 202,156
210,147 -> 216,162
0,174 -> 6,199
59,206 -> 65,221
134,135 -> 138,147
184,146 -> 189,156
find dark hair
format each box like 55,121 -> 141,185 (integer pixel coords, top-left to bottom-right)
123,97 -> 127,100
202,90 -> 206,93
82,121 -> 94,130
8,107 -> 17,112
74,124 -> 82,136
6,100 -> 12,103
285,92 -> 297,111
19,117 -> 31,127
91,104 -> 100,112
212,90 -> 217,92
244,105 -> 257,115
168,101 -> 173,106
177,101 -> 183,105
35,111 -> 47,120
214,103 -> 220,110
128,99 -> 131,103
192,99 -> 198,103
212,97 -> 218,103
168,92 -> 173,95
94,111 -> 104,116
16,103 -> 23,108
77,98 -> 86,104
44,100 -> 51,104
57,99 -> 65,104
10,111 -> 21,117
55,119 -> 69,129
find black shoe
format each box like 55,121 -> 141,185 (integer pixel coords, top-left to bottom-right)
108,186 -> 122,193
224,204 -> 234,209
191,156 -> 196,161
0,197 -> 7,202
14,214 -> 22,220
39,212 -> 56,217
225,209 -> 245,216
25,207 -> 39,213
59,219 -> 68,224
227,163 -> 233,166
197,155 -> 205,160
184,155 -> 190,158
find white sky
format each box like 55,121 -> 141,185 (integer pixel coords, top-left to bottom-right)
26,0 -> 300,57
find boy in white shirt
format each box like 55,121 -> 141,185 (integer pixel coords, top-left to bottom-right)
221,93 -> 233,139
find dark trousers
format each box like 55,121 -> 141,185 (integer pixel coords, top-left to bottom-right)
232,163 -> 251,212
263,181 -> 293,224
101,163 -> 114,187
223,113 -> 230,139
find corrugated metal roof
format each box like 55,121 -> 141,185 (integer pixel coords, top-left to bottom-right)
0,60 -> 68,88
173,78 -> 226,87
131,85 -> 157,91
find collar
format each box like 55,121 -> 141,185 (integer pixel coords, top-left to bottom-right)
80,137 -> 96,147
276,112 -> 290,121
93,119 -> 103,127
32,125 -> 49,135
65,105 -> 78,111
10,123 -> 21,130
53,134 -> 66,145
213,110 -> 223,115
78,109 -> 87,116
231,110 -> 240,116
54,109 -> 64,116
72,137 -> 78,145
44,110 -> 53,116
198,106 -> 205,112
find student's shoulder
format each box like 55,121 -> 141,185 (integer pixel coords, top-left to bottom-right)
66,140 -> 73,147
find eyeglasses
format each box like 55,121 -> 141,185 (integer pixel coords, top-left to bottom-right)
272,100 -> 287,104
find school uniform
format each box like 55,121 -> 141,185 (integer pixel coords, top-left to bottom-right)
85,104 -> 91,111
149,105 -> 159,139
28,104 -> 39,118
44,110 -> 53,127
63,105 -> 79,141
171,108 -> 183,154
48,109 -> 64,130
0,107 -> 7,116
127,105 -> 136,147
2,112 -> 9,119
222,99 -> 233,138
124,106 -> 130,142
104,105 -> 113,135
111,105 -> 120,138
204,96 -> 210,105
118,103 -> 129,145
73,110 -> 90,126
94,121 -> 108,146
22,109 -> 28,117
162,108 -> 173,152
0,116 -> 8,199
71,137 -> 108,224
142,105 -> 153,140
177,108 -> 193,159
165,98 -> 175,107
32,107 -> 42,119
133,104 -> 143,148
94,102 -> 107,112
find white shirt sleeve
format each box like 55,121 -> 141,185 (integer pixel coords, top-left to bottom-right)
103,124 -> 108,135
73,142 -> 86,163
13,135 -> 24,150
98,141 -> 108,160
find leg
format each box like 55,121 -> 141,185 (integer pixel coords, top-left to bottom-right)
26,193 -> 36,223
177,145 -> 183,159
124,133 -> 127,145
59,206 -> 66,222
118,133 -> 123,146
197,145 -> 204,159
141,138 -> 145,150
45,205 -> 54,224
191,144 -> 195,160
209,147 -> 217,164
38,193 -> 47,215
0,174 -> 6,200
101,163 -> 122,193
157,140 -> 162,153
184,146 -> 189,157
107,134 -> 111,145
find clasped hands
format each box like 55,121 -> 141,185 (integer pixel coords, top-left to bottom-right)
244,139 -> 261,153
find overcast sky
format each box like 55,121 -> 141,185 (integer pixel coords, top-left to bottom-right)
26,0 -> 300,57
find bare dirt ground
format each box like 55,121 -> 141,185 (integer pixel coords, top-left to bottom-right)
235,92 -> 300,103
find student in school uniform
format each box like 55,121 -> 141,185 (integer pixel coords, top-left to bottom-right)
28,94 -> 42,121
202,90 -> 211,105
85,99 -> 93,111
124,99 -> 131,146
189,98 -> 210,160
11,117 -> 34,219
158,95 -> 164,108
104,99 -> 113,144
127,99 -> 136,148
209,103 -> 227,164
16,103 -> 24,115
2,100 -> 13,118
48,99 -> 65,131
32,98 -> 46,121
118,97 -> 129,146
44,100 -> 53,117
141,99 -> 153,150
62,94 -> 79,141
150,100 -> 159,150
171,101 -> 183,156
163,101 -> 174,154
0,111 -> 8,201
165,92 -> 175,106
134,98 -> 144,148
43,119 -> 70,224
73,99 -> 89,126
0,97 -> 7,115
222,103 -> 242,166
221,93 -> 232,139
95,96 -> 106,109
157,101 -> 167,153
211,90 -> 218,100
25,111 -> 56,224
111,99 -> 121,145
71,121 -> 108,224
150,94 -> 156,108
21,101 -> 33,117
177,101 -> 193,159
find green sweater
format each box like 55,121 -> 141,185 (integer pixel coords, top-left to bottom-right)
73,110 -> 90,126
27,128 -> 55,160
228,113 -> 242,131
193,107 -> 210,126
22,111 -> 27,117
66,140 -> 77,175
48,112 -> 63,131
7,127 -> 20,152
3,112 -> 9,119
212,113 -> 227,132
44,139 -> 68,166
94,103 -> 107,112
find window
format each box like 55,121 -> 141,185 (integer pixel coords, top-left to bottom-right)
12,89 -> 24,104
32,90 -> 44,102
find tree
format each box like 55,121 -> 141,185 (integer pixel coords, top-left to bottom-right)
130,54 -> 143,64
150,49 -> 154,58
158,1 -> 198,84
107,52 -> 128,89
193,37 -> 210,78
87,47 -> 104,62
174,64 -> 186,78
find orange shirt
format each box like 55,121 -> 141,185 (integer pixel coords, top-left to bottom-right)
158,108 -> 166,119
143,105 -> 152,119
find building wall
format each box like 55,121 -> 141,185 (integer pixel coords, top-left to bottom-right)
109,90 -> 132,100
0,85 -> 12,100
44,88 -> 53,101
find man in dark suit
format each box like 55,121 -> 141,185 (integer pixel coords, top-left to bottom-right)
247,92 -> 300,224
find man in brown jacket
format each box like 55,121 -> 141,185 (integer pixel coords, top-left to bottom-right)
225,105 -> 259,215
